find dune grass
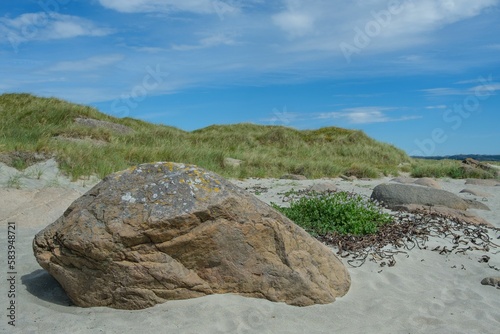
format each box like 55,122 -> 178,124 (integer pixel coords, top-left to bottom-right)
410,158 -> 498,179
0,92 -> 431,180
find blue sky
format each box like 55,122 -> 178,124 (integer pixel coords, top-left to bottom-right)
1,0 -> 500,156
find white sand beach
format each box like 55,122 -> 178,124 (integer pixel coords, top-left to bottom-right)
1,162 -> 499,333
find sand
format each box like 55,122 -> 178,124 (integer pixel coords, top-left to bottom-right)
1,161 -> 500,333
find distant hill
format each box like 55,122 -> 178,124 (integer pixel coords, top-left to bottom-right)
412,155 -> 500,162
0,93 -> 410,179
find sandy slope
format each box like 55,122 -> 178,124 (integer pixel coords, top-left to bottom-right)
1,163 -> 500,333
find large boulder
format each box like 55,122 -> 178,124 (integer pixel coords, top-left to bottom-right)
33,162 -> 350,310
371,183 -> 468,211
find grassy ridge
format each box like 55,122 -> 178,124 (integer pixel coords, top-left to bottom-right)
410,158 -> 498,179
0,93 -> 414,180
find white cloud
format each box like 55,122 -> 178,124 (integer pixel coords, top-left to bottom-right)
48,55 -> 125,72
317,107 -> 420,124
421,87 -> 466,96
426,105 -> 448,109
0,13 -> 43,30
423,82 -> 500,96
131,46 -> 166,53
471,83 -> 500,93
387,0 -> 497,32
271,0 -> 499,53
0,12 -> 111,44
272,11 -> 315,38
98,0 -> 239,15
455,79 -> 483,85
172,33 -> 236,51
258,106 -> 420,127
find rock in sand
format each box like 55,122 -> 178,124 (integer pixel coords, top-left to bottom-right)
460,188 -> 492,198
481,277 -> 500,289
33,162 -> 350,310
371,183 -> 469,211
465,179 -> 500,187
307,183 -> 338,193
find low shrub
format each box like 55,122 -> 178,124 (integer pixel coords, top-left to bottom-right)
272,191 -> 393,236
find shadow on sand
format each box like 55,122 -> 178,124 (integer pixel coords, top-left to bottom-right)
21,269 -> 73,306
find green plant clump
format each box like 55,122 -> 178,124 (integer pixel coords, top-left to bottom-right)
6,174 -> 22,189
272,191 -> 393,236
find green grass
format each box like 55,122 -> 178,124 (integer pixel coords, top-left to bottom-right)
272,191 -> 393,235
410,159 -> 499,179
6,174 -> 22,189
25,166 -> 45,179
0,93 -> 411,180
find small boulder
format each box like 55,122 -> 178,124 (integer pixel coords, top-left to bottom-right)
390,177 -> 416,184
307,183 -> 338,193
460,189 -> 492,198
465,179 -> 500,187
481,277 -> 500,289
463,199 -> 490,211
339,175 -> 357,182
33,162 -> 350,310
75,117 -> 133,135
462,158 -> 493,171
371,183 -> 468,211
223,157 -> 243,168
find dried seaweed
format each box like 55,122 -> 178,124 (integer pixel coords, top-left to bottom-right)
317,211 -> 500,268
